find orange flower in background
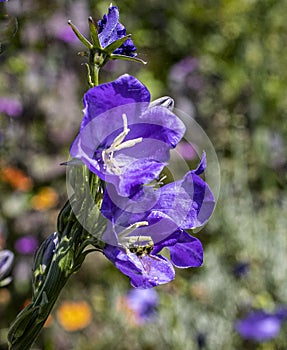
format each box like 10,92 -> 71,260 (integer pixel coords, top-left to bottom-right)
1,166 -> 33,191
56,301 -> 93,332
31,187 -> 58,210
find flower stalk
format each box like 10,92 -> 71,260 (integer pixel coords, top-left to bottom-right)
8,166 -> 106,349
7,5 -> 143,349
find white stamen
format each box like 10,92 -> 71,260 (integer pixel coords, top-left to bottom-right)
118,221 -> 149,240
102,113 -> 143,175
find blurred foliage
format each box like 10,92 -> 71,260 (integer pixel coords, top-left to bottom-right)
1,0 -> 287,349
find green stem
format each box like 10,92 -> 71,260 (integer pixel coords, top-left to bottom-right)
8,169 -> 106,349
8,259 -> 70,350
88,48 -> 104,86
91,64 -> 99,86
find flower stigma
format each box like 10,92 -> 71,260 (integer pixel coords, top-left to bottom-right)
102,113 -> 143,175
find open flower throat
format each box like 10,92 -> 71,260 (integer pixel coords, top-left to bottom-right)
102,114 -> 143,175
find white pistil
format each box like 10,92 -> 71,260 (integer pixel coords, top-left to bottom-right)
102,113 -> 143,175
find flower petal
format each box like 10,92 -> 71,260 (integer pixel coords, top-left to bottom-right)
153,156 -> 215,229
103,245 -> 175,288
118,159 -> 165,197
169,231 -> 203,268
80,74 -> 150,129
98,6 -> 120,48
152,230 -> 203,268
97,6 -> 137,56
193,151 -> 206,175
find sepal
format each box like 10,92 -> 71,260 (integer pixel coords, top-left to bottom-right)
110,53 -> 147,64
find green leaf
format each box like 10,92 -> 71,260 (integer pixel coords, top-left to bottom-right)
104,35 -> 131,55
67,20 -> 93,49
88,17 -> 101,49
110,53 -> 147,65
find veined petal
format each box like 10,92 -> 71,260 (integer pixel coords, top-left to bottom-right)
118,159 -> 165,197
152,230 -> 203,268
81,74 -> 150,129
138,107 -> 186,148
153,155 -> 215,229
103,245 -> 175,288
98,6 -> 120,48
97,6 -> 137,56
168,231 -> 203,268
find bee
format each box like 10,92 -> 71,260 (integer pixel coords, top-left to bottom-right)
125,236 -> 154,257
117,221 -> 154,257
121,236 -> 155,274
117,222 -> 157,272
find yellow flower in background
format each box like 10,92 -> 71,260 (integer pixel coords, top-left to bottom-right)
31,187 -> 58,210
56,301 -> 93,332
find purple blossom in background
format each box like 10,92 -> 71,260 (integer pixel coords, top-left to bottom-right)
55,26 -> 78,43
0,250 -> 14,286
126,288 -> 158,323
98,5 -> 137,57
0,97 -> 22,117
14,236 -> 38,255
102,153 -> 214,288
176,141 -> 197,160
236,307 -> 287,342
169,56 -> 204,92
70,74 -> 185,196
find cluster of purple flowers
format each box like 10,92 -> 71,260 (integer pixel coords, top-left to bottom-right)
69,5 -> 215,288
71,78 -> 215,287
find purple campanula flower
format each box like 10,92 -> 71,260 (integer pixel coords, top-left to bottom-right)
55,26 -> 78,43
70,74 -> 186,197
97,5 -> 137,57
102,153 -> 214,288
102,152 -> 215,232
236,307 -> 287,342
14,236 -> 38,255
125,288 -> 158,324
0,97 -> 22,117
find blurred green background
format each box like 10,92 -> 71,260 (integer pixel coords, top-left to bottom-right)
1,0 -> 287,349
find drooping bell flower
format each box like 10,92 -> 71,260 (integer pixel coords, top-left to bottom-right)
70,74 -> 185,197
101,154 -> 214,288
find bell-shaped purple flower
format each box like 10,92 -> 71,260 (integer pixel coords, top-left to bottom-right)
101,154 -> 214,288
101,152 -> 215,232
70,74 -> 186,197
97,5 -> 137,57
103,214 -> 203,288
